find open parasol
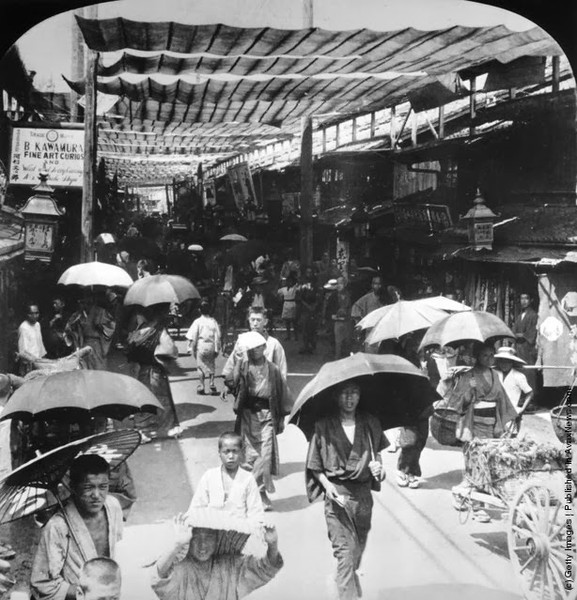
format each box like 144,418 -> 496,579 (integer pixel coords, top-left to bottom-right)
419,310 -> 515,350
220,234 -> 248,242
413,295 -> 471,313
124,274 -> 200,307
185,508 -> 260,556
358,300 -> 446,344
288,353 -> 438,440
57,261 -> 133,288
0,429 -> 141,524
187,244 -> 204,252
0,370 -> 163,422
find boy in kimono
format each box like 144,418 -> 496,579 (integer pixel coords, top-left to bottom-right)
150,513 -> 283,600
31,455 -> 123,600
188,432 -> 264,524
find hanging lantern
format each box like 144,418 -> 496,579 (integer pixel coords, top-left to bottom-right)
461,189 -> 498,250
20,172 -> 64,262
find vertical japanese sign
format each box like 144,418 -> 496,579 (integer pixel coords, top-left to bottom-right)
227,162 -> 258,212
336,237 -> 349,277
10,127 -> 85,187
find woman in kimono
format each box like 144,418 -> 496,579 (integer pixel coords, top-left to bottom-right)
186,302 -> 222,395
305,380 -> 388,600
438,343 -> 517,522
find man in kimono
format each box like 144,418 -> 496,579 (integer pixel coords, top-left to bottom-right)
17,303 -> 46,374
150,514 -> 283,600
512,292 -> 538,389
223,332 -> 291,511
31,455 -> 124,600
222,307 -> 287,381
350,276 -> 385,323
76,557 -> 121,600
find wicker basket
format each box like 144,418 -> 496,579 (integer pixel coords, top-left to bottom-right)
464,438 -> 564,503
550,404 -> 577,445
430,408 -> 463,447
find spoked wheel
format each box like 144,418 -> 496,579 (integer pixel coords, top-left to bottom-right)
508,481 -> 575,600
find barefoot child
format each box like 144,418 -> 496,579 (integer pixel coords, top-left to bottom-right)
188,432 -> 264,524
186,302 -> 221,395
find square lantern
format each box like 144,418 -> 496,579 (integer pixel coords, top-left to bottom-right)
461,189 -> 498,250
21,172 -> 64,262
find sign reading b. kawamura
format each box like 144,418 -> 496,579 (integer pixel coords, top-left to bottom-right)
9,127 -> 84,187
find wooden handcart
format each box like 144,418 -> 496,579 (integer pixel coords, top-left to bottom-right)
452,437 -> 575,600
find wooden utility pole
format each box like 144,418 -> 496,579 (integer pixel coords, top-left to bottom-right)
299,0 -> 314,265
80,48 -> 97,262
70,10 -> 85,123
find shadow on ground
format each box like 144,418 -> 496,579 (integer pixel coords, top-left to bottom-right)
422,469 -> 463,490
278,461 -> 305,479
379,584 -> 519,600
175,403 -> 216,423
271,494 -> 310,513
470,531 -> 509,559
181,420 -> 237,439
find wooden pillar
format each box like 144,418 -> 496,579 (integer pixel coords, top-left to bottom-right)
469,78 -> 476,138
322,127 -> 327,153
552,56 -> 560,93
300,115 -> 314,265
80,49 -> 97,263
438,105 -> 445,139
370,111 -> 376,138
411,110 -> 417,146
390,106 -> 396,148
352,117 -> 357,142
165,183 -> 171,217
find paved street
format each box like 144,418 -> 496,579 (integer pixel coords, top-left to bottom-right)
110,334 -> 561,600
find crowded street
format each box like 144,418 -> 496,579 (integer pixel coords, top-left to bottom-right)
0,1 -> 575,599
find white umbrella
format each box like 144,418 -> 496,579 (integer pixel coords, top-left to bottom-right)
58,261 -> 133,288
188,244 -> 204,252
413,295 -> 471,313
363,301 -> 447,345
220,234 -> 248,242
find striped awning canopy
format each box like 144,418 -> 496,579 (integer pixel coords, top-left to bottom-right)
70,16 -> 564,184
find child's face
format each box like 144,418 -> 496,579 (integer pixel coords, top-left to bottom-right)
248,344 -> 266,361
189,528 -> 218,562
219,439 -> 243,471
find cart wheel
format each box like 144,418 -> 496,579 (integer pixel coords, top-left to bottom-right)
507,481 -> 576,600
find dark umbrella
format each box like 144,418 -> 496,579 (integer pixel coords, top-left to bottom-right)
124,274 -> 200,307
226,240 -> 268,265
288,353 -> 439,440
0,429 -> 141,525
0,370 -> 163,422
419,310 -> 515,350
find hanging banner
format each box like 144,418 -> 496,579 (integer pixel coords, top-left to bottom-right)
336,237 -> 349,277
227,162 -> 258,213
9,127 -> 85,187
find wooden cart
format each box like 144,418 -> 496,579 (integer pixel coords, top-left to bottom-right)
452,439 -> 576,600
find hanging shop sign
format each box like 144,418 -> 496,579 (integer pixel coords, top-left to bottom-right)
227,162 -> 258,213
393,203 -> 452,231
336,237 -> 350,277
9,127 -> 85,188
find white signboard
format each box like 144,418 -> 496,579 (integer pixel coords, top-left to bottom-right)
10,127 -> 84,187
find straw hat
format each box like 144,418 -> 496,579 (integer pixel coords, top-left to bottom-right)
494,346 -> 526,365
324,278 -> 338,291
237,331 -> 267,351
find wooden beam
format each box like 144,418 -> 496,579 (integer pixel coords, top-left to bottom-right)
395,106 -> 411,148
80,49 -> 97,263
411,110 -> 417,146
370,111 -> 376,138
469,78 -> 476,137
438,105 -> 445,139
300,115 -> 314,266
335,123 -> 340,148
352,117 -> 358,143
390,106 -> 396,148
322,127 -> 327,153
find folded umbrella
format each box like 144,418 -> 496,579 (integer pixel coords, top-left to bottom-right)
288,353 -> 438,440
58,261 -> 133,288
0,429 -> 141,524
124,274 -> 200,307
0,370 -> 163,422
419,310 -> 515,350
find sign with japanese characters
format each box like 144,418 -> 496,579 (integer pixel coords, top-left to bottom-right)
9,127 -> 84,187
393,203 -> 452,231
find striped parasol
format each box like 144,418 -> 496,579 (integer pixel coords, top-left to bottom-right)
185,508 -> 260,556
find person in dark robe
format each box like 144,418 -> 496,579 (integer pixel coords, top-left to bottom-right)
512,292 -> 538,389
305,381 -> 388,600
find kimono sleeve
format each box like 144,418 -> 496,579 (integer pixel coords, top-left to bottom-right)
244,473 -> 265,524
30,516 -> 72,600
185,320 -> 199,345
237,552 -> 284,598
188,471 -> 210,511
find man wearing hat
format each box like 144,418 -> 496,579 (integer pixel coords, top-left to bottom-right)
223,331 -> 291,510
494,346 -> 533,414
